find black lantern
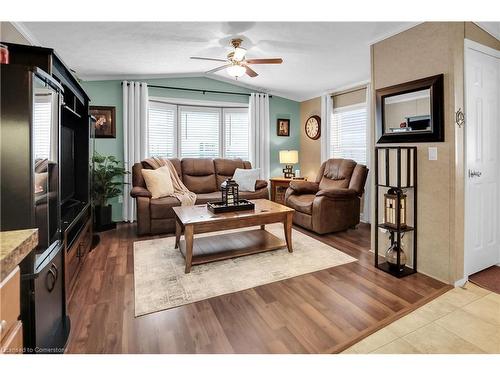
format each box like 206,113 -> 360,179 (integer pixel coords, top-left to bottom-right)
221,178 -> 239,206
384,188 -> 407,229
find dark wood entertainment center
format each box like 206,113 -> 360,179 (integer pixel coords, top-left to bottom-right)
5,43 -> 93,302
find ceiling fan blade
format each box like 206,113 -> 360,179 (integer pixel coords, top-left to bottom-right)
191,56 -> 227,62
245,58 -> 283,64
245,66 -> 258,77
205,64 -> 231,74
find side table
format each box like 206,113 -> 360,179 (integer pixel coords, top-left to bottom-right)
270,177 -> 307,205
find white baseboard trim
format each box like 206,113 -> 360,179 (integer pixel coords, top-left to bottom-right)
454,276 -> 469,288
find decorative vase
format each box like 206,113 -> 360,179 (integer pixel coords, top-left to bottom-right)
385,242 -> 407,272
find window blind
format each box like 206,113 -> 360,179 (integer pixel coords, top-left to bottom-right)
223,108 -> 249,160
33,99 -> 52,159
147,102 -> 250,160
148,101 -> 176,157
330,106 -> 367,164
179,106 -> 220,158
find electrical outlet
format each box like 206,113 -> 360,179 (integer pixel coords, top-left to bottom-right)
428,147 -> 438,161
118,195 -> 123,203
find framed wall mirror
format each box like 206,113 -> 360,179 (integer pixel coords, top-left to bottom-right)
376,74 -> 444,143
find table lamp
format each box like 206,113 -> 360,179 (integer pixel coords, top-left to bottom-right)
279,150 -> 299,178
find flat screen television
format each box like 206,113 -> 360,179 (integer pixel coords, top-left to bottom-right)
60,126 -> 75,204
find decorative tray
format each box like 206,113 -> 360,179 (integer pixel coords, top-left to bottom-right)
207,199 -> 255,214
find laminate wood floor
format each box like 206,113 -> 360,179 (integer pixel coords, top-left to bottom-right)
65,222 -> 450,354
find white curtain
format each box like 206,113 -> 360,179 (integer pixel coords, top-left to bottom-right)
320,94 -> 333,162
363,83 -> 372,223
122,81 -> 149,222
249,93 -> 270,180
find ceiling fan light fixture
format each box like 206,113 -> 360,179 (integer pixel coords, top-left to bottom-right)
227,64 -> 246,78
233,47 -> 247,61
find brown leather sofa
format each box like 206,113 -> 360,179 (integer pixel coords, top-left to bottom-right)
284,158 -> 368,234
131,158 -> 269,235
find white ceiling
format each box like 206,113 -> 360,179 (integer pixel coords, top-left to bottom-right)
20,22 -> 419,101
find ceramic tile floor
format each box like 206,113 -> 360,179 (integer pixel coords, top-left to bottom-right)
342,282 -> 500,354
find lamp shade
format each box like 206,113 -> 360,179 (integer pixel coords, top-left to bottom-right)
279,150 -> 299,164
227,64 -> 246,78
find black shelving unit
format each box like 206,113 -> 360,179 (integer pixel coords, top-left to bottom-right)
374,146 -> 417,278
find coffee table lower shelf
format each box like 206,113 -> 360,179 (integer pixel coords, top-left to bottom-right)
178,229 -> 288,267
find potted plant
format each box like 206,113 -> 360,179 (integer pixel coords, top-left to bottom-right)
92,152 -> 129,231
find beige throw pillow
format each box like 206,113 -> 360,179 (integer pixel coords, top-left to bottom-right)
141,166 -> 174,199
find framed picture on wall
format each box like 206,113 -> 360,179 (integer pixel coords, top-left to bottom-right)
90,106 -> 116,138
277,118 -> 290,136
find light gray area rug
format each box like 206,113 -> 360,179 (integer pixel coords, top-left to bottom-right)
133,224 -> 356,316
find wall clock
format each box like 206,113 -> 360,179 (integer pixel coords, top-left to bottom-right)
305,115 -> 321,140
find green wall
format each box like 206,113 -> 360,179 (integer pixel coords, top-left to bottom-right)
82,77 -> 300,221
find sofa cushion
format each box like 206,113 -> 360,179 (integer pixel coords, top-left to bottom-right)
141,166 -> 174,199
133,158 -> 181,190
319,159 -> 356,190
214,158 -> 248,187
150,196 -> 180,219
181,158 -> 217,193
233,168 -> 260,192
286,194 -> 315,215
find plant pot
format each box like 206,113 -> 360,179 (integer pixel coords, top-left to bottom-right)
94,205 -> 116,232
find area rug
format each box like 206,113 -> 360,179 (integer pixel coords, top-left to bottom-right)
133,224 -> 356,316
469,266 -> 500,294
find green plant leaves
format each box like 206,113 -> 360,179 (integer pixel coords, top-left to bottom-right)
92,152 -> 130,207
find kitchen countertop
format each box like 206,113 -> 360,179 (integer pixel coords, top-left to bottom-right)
0,229 -> 38,282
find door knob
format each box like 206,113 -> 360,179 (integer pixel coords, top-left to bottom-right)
468,169 -> 482,178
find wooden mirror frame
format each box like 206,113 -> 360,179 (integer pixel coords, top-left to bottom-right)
376,74 -> 444,143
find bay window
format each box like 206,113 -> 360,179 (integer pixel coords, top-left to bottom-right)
148,100 -> 249,160
223,108 -> 249,160
148,101 -> 176,158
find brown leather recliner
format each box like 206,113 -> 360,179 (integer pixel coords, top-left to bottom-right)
284,158 -> 368,234
130,158 -> 269,235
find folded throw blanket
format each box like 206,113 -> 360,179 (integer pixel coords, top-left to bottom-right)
143,157 -> 197,206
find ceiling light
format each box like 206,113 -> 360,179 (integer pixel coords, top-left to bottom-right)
233,47 -> 247,61
227,64 -> 246,78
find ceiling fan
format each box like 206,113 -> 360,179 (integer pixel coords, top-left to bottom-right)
190,38 -> 283,78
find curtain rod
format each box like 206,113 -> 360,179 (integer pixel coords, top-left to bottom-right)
121,82 -> 272,98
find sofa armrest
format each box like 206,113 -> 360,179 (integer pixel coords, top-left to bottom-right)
130,186 -> 152,198
316,188 -> 358,200
255,179 -> 268,190
289,181 -> 319,194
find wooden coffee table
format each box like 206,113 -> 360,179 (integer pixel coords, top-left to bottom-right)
173,199 -> 294,273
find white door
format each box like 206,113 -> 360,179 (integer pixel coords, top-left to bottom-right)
465,40 -> 500,276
